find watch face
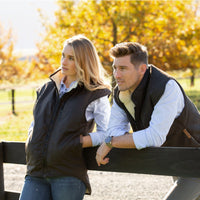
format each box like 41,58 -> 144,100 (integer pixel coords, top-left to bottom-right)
105,136 -> 112,143
105,136 -> 113,148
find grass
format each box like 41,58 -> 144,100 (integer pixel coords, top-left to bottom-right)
0,78 -> 200,142
177,78 -> 200,110
0,107 -> 33,141
177,78 -> 200,91
0,88 -> 35,142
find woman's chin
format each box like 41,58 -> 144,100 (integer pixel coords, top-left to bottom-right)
61,69 -> 67,75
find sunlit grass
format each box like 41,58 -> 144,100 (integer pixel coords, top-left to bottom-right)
0,78 -> 200,142
0,88 -> 36,103
177,78 -> 200,110
0,103 -> 33,141
0,89 -> 34,142
177,78 -> 200,91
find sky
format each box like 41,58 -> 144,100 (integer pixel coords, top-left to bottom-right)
0,0 -> 58,54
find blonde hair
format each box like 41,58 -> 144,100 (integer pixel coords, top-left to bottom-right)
64,35 -> 110,91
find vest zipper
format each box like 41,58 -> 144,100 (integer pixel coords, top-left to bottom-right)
42,91 -> 62,177
42,89 -> 74,177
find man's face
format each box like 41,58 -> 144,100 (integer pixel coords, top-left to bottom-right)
113,55 -> 145,93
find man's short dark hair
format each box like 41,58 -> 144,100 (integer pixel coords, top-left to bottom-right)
110,42 -> 148,67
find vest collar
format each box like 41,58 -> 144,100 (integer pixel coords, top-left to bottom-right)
131,66 -> 151,105
49,67 -> 79,92
49,67 -> 64,91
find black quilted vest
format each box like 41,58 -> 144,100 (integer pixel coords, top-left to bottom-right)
114,65 -> 200,147
26,78 -> 110,194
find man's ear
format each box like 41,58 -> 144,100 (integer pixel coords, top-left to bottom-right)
140,64 -> 147,75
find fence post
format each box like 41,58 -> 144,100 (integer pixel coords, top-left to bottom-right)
11,89 -> 16,115
0,142 -> 5,200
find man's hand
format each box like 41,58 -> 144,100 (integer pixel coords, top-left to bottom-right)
96,142 -> 112,166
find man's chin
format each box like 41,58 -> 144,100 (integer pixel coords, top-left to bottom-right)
118,86 -> 126,91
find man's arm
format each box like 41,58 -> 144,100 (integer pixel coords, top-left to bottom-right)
96,99 -> 133,166
107,98 -> 131,137
82,96 -> 111,148
87,96 -> 111,146
96,134 -> 136,166
96,80 -> 185,165
132,80 -> 184,149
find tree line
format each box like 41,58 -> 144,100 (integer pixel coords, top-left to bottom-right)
0,0 -> 200,86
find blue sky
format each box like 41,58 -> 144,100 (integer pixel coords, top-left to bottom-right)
0,0 -> 57,53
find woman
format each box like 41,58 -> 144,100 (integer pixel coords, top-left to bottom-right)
19,35 -> 111,200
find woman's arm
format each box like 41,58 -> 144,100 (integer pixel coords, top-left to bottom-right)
82,95 -> 111,147
82,135 -> 93,148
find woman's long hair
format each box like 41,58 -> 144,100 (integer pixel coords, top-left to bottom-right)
63,35 -> 110,91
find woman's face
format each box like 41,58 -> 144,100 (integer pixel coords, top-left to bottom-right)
61,44 -> 77,79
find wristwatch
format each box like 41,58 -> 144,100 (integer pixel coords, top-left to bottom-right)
105,136 -> 113,148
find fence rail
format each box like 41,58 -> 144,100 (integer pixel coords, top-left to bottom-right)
1,141 -> 200,200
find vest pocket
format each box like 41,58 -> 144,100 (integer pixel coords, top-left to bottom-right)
183,128 -> 200,147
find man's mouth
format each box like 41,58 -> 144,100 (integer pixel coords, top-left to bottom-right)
117,80 -> 123,85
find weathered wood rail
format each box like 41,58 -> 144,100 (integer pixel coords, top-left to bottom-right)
1,141 -> 200,200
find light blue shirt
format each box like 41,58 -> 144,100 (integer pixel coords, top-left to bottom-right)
29,80 -> 111,146
108,80 -> 185,150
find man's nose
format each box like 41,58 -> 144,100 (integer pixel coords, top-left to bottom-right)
114,69 -> 121,79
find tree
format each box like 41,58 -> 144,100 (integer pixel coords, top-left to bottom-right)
0,23 -> 18,84
36,0 -> 200,88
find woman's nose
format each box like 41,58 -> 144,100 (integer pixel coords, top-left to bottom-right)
62,58 -> 67,65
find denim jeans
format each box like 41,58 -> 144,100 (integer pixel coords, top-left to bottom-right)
19,175 -> 86,200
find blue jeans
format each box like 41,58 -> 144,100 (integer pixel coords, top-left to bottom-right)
19,176 -> 86,200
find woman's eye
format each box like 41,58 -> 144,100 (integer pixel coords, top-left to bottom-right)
69,56 -> 74,61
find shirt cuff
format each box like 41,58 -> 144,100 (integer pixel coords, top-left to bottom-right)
132,130 -> 149,150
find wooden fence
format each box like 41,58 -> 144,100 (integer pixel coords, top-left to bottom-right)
0,88 -> 36,115
1,141 -> 200,200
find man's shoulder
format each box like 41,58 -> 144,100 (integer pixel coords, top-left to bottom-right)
148,65 -> 171,89
150,65 -> 172,79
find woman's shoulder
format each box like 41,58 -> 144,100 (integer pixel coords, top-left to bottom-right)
36,81 -> 54,95
91,87 -> 111,97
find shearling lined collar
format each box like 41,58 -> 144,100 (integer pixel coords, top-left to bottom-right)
119,90 -> 136,119
49,67 -> 64,91
130,67 -> 150,120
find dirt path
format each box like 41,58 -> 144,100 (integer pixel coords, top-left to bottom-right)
4,163 -> 173,200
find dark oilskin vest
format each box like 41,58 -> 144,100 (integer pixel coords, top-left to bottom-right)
114,65 -> 200,147
26,78 -> 110,194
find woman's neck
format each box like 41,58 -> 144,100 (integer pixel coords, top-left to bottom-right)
63,76 -> 77,88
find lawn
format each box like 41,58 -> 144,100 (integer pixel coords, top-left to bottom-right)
0,88 -> 35,141
0,78 -> 200,142
177,78 -> 200,110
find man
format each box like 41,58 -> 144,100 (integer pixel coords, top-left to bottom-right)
96,42 -> 200,200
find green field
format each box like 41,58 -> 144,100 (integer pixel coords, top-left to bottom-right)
0,88 -> 35,141
0,78 -> 200,142
177,78 -> 200,110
